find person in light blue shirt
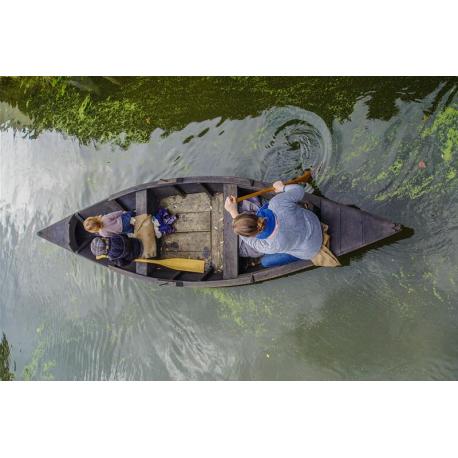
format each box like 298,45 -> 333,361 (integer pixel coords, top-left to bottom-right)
224,181 -> 323,268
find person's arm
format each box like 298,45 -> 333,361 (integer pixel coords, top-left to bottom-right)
225,181 -> 305,216
224,195 -> 239,219
224,180 -> 291,218
104,210 -> 124,222
269,182 -> 305,209
98,228 -> 111,237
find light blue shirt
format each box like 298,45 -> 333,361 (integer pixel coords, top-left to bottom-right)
241,185 -> 323,260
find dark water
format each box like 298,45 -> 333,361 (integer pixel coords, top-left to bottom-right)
1,78 -> 458,380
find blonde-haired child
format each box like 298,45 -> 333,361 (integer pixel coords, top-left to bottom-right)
84,210 -> 163,238
83,210 -> 135,237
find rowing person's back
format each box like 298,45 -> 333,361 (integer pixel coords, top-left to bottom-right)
225,181 -> 340,268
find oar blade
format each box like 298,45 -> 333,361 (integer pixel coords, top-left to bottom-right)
135,257 -> 205,273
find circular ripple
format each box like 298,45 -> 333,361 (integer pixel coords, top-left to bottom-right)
260,106 -> 333,185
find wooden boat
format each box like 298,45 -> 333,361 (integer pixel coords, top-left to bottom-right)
37,176 -> 403,287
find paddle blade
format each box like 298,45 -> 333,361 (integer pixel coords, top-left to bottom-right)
135,257 -> 205,273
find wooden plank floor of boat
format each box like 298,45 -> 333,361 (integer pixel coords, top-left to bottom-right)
159,192 -> 224,272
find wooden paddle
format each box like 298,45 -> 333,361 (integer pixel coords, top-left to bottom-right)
236,170 -> 312,203
134,257 -> 205,273
96,255 -> 205,273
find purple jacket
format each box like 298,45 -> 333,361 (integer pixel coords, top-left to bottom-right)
98,211 -> 124,237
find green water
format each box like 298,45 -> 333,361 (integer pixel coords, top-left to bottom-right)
1,76 -> 457,380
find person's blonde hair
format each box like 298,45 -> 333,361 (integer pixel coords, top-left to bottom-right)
83,216 -> 104,233
232,213 -> 265,237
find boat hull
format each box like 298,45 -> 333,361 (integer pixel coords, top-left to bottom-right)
37,176 -> 404,287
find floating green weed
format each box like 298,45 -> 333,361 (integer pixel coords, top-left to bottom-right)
446,168 -> 456,180
373,159 -> 404,183
22,325 -> 56,381
0,76 -> 454,147
422,106 -> 458,163
390,159 -> 403,175
348,130 -> 380,160
0,333 -> 15,381
443,128 -> 458,162
346,102 -> 458,202
202,289 -> 275,336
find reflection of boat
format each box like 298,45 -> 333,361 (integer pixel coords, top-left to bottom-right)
37,176 -> 403,287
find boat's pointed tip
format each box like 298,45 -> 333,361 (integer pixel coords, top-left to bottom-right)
36,225 -> 56,244
36,215 -> 73,250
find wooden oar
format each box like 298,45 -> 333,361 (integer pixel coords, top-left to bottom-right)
134,257 -> 205,273
236,170 -> 312,203
96,255 -> 205,273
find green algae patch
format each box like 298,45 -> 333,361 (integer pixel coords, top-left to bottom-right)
374,174 -> 435,202
0,77 -> 150,147
389,159 -> 403,175
347,103 -> 458,203
23,326 -> 56,381
432,287 -> 444,302
446,168 -> 456,180
443,128 -> 458,162
373,159 -> 404,184
347,129 -> 381,161
422,106 -> 458,163
203,288 -> 276,336
0,333 -> 15,381
0,76 -> 454,147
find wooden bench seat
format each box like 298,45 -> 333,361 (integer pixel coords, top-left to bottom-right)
222,184 -> 238,279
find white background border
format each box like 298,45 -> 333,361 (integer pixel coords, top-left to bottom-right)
2,382 -> 457,457
1,0 -> 456,75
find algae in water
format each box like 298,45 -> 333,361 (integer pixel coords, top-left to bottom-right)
0,333 -> 15,381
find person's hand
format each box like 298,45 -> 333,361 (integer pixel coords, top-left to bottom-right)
273,180 -> 285,193
225,195 -> 237,212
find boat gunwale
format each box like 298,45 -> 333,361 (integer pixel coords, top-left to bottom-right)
107,176 -> 266,201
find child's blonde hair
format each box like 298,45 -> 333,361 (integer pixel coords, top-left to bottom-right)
83,216 -> 104,233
